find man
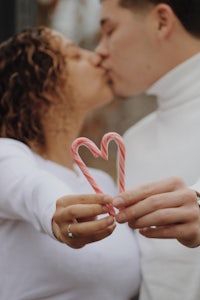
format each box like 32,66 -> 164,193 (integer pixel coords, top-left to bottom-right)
95,1 -> 200,299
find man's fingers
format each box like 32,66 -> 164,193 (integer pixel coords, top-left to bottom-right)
113,177 -> 187,208
114,188 -> 197,223
139,222 -> 200,247
128,206 -> 194,228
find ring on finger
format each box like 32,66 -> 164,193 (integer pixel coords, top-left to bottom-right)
67,223 -> 75,239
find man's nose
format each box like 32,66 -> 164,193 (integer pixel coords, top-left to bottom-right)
95,40 -> 109,59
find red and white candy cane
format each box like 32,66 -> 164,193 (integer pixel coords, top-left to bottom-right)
101,132 -> 125,194
70,132 -> 126,217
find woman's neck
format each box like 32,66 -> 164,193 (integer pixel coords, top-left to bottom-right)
32,113 -> 85,170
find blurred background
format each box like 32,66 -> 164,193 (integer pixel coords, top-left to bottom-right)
0,0 -> 156,181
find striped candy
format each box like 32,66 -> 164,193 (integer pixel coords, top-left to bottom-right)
71,132 -> 126,216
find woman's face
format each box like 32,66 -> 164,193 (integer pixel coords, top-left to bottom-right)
54,31 -> 114,114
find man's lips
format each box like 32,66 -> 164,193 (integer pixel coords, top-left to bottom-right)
104,70 -> 113,85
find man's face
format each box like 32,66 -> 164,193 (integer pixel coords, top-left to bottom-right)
96,0 -> 161,97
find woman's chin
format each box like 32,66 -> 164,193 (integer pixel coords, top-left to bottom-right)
102,89 -> 115,105
93,92 -> 114,111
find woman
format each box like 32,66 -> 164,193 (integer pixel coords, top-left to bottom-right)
0,27 -> 140,299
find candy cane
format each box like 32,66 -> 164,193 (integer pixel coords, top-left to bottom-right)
101,132 -> 125,193
71,138 -> 103,194
71,132 -> 126,216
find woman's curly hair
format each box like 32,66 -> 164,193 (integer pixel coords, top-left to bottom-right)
0,26 -> 67,146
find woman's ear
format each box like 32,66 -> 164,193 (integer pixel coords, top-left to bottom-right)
154,4 -> 176,39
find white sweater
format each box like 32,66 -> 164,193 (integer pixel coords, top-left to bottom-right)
0,138 -> 140,300
124,52 -> 200,300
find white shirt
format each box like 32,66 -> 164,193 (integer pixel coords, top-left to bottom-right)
124,52 -> 200,300
0,138 -> 140,300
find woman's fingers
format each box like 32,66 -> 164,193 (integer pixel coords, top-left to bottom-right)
55,216 -> 116,249
66,222 -> 116,249
65,215 -> 115,238
52,194 -> 116,248
57,194 -> 113,207
54,203 -> 109,223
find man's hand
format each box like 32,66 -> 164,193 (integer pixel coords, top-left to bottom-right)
113,177 -> 200,248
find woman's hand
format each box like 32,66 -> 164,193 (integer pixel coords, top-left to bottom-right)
113,177 -> 200,248
52,194 -> 116,249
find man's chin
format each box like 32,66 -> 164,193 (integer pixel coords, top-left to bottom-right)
112,85 -> 134,100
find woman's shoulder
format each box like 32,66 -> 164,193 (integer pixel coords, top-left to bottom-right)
0,138 -> 34,158
0,137 -> 31,149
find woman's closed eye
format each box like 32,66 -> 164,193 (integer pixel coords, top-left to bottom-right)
67,44 -> 82,60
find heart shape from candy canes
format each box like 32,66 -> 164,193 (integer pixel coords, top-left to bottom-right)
71,132 -> 126,216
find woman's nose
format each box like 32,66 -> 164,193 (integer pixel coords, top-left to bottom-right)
89,52 -> 103,67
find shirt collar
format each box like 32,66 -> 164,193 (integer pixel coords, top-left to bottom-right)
146,52 -> 200,111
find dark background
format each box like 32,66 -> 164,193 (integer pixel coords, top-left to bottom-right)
0,0 -> 36,42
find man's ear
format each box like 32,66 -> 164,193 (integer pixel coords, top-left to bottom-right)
154,4 -> 177,39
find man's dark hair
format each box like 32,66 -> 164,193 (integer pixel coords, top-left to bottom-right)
118,0 -> 200,38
